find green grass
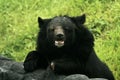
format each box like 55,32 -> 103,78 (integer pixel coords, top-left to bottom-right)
0,0 -> 119,79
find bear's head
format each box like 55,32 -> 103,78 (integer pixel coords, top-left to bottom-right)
38,14 -> 86,48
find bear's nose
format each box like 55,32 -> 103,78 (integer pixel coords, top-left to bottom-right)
56,34 -> 64,40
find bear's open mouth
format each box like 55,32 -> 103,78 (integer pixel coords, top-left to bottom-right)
55,40 -> 64,47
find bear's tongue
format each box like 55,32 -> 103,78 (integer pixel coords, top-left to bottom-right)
55,41 -> 64,47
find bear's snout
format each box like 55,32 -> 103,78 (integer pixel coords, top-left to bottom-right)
56,34 -> 65,41
55,33 -> 65,48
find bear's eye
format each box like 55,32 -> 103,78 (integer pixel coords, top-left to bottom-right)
64,27 -> 69,30
48,28 -> 54,32
64,27 -> 72,31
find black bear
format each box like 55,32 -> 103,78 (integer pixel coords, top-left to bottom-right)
23,14 -> 114,80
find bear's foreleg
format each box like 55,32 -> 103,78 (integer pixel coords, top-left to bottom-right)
50,58 -> 83,75
23,51 -> 48,72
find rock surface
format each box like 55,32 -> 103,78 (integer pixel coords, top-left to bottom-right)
0,56 -> 107,80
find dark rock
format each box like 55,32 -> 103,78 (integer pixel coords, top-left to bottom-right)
63,74 -> 89,80
0,56 -> 108,80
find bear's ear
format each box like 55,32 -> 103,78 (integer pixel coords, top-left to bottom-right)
38,17 -> 51,28
71,14 -> 86,25
38,17 -> 44,28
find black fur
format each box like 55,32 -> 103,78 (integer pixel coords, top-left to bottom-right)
24,14 -> 114,80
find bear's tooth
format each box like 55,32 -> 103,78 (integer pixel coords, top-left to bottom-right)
55,41 -> 64,47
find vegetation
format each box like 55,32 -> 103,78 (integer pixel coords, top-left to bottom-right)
0,0 -> 119,79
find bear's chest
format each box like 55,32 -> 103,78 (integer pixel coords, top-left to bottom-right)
46,48 -> 77,60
